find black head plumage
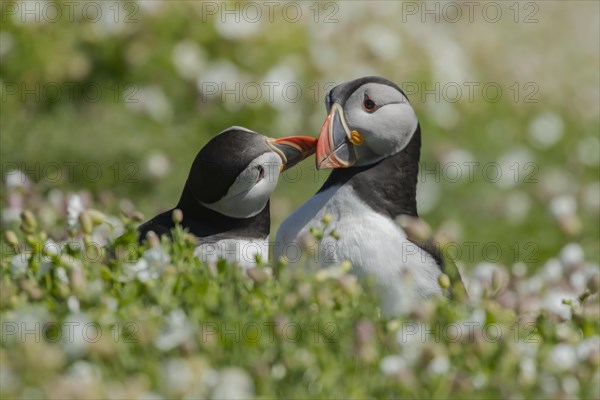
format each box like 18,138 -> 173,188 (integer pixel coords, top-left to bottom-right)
181,129 -> 270,205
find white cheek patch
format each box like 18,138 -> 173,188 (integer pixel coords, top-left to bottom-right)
368,104 -> 418,156
345,83 -> 419,160
202,152 -> 282,219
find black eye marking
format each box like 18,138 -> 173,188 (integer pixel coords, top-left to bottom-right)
257,165 -> 265,181
363,93 -> 378,112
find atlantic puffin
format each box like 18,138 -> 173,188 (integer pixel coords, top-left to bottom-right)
275,77 -> 464,314
138,126 -> 316,269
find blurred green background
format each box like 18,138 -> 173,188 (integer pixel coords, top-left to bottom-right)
1,0 -> 599,269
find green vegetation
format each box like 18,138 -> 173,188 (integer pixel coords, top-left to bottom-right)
1,208 -> 598,398
1,1 -> 599,398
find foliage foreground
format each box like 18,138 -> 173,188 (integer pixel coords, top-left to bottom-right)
1,200 -> 599,399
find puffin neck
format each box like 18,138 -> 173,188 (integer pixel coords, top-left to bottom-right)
319,125 -> 421,219
176,187 -> 271,240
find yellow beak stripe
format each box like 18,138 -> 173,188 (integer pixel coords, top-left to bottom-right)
350,130 -> 364,145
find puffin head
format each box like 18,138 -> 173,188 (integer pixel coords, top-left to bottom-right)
316,76 -> 419,169
183,126 -> 316,218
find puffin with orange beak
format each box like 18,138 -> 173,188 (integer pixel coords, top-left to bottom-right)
138,126 -> 316,269
275,77 -> 460,315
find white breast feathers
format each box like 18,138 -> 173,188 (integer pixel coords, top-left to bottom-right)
275,185 -> 442,315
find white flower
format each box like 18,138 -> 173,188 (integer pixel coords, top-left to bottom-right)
5,169 -> 28,189
172,40 -> 206,80
211,367 -> 254,400
9,254 -> 28,277
380,355 -> 406,375
543,291 -> 575,320
56,267 -> 69,284
519,357 -> 537,382
146,152 -> 171,178
362,25 -> 401,60
271,363 -> 286,380
215,13 -> 261,40
196,60 -> 243,112
126,85 -> 172,122
92,215 -> 125,246
540,373 -> 559,396
124,247 -> 170,282
471,372 -> 487,389
67,296 -> 80,313
528,111 -> 564,149
203,368 -> 220,388
577,336 -> 600,360
124,259 -> 157,283
474,262 -> 497,283
512,262 -> 527,278
162,358 -> 193,396
542,258 -> 563,283
581,182 -> 600,213
559,243 -> 584,269
516,341 -> 539,358
428,355 -> 450,375
154,309 -> 192,351
67,361 -> 98,387
577,136 -> 600,166
562,376 -> 580,396
472,262 -> 505,294
467,309 -> 486,326
569,270 -> 588,293
548,343 -> 577,371
426,101 -> 460,130
1,207 -> 21,224
540,168 -> 575,197
263,64 -> 298,111
62,313 -> 93,356
495,147 -> 535,189
396,322 -> 428,364
42,239 -> 61,262
67,194 -> 84,228
145,246 -> 170,267
549,195 -> 577,219
137,0 -> 163,14
519,275 -> 544,295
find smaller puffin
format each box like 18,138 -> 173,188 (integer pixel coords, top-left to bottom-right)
275,77 -> 465,314
138,126 -> 316,269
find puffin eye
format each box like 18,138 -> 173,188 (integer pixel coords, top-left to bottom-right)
256,165 -> 265,181
363,94 -> 377,112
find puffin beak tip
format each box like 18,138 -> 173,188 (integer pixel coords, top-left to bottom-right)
315,105 -> 356,169
269,136 -> 317,171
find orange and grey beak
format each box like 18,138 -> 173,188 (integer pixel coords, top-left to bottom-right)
315,103 -> 362,169
267,136 -> 317,171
